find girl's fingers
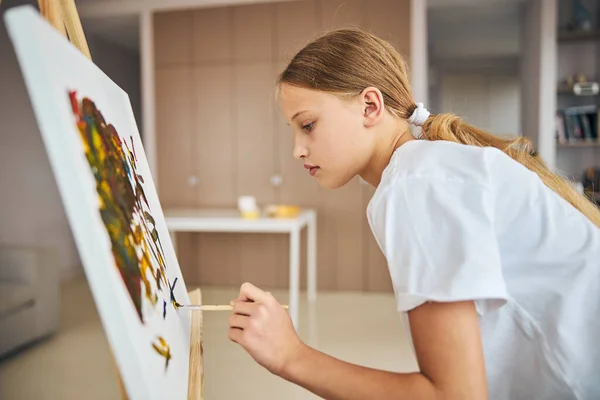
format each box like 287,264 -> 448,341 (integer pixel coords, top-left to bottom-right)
228,327 -> 243,344
232,299 -> 256,316
237,282 -> 268,303
228,313 -> 250,330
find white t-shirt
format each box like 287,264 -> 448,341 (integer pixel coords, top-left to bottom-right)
366,139 -> 600,400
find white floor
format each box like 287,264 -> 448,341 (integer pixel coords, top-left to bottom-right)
0,277 -> 418,400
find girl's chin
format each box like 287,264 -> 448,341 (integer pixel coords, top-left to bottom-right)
317,173 -> 356,190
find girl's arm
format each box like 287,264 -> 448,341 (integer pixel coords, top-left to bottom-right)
228,283 -> 488,400
279,342 -> 436,399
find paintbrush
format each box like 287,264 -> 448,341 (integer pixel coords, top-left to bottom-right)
180,304 -> 289,311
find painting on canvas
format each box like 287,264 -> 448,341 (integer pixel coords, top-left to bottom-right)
5,6 -> 194,399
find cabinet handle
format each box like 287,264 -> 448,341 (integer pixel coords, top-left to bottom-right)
188,175 -> 199,186
270,174 -> 283,187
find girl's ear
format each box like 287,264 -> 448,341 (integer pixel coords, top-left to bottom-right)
360,86 -> 385,128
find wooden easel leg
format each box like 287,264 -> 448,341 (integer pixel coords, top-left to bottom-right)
34,0 -> 91,60
59,0 -> 92,60
187,288 -> 205,400
38,0 -> 67,37
115,288 -> 204,400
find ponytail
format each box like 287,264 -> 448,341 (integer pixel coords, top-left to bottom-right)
420,112 -> 600,228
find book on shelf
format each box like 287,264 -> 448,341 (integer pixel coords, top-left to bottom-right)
556,105 -> 599,144
582,167 -> 600,206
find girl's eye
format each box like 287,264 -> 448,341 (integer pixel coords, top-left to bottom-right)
302,122 -> 314,132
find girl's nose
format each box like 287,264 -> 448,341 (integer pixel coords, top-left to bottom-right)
293,139 -> 308,160
293,146 -> 307,160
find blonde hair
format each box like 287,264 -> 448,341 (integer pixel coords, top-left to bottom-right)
277,27 -> 600,228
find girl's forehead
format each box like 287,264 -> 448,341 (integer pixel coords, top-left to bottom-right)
280,84 -> 319,101
279,84 -> 337,110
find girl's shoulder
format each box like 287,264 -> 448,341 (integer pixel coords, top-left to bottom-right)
370,139 -> 535,219
380,139 -> 509,191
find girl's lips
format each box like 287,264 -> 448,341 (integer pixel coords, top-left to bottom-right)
304,164 -> 320,176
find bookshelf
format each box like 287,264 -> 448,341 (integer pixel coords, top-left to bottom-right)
558,28 -> 600,42
555,0 -> 600,202
558,140 -> 600,148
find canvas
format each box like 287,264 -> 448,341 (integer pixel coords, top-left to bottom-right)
5,6 -> 194,399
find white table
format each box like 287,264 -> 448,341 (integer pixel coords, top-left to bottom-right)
163,208 -> 317,328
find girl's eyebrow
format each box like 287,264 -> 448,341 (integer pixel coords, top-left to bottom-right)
290,110 -> 309,123
285,110 -> 310,126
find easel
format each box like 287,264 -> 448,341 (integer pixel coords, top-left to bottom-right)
118,287 -> 204,400
0,0 -> 92,59
0,1 -> 204,398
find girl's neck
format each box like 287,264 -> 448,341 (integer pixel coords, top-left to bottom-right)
360,118 -> 414,187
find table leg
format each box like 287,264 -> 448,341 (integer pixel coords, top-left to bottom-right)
289,229 -> 300,329
307,213 -> 317,303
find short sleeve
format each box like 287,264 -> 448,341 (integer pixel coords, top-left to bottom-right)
368,177 -> 509,316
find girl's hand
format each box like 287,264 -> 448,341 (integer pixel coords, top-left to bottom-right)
228,282 -> 306,376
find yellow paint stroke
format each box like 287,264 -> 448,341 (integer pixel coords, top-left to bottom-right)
151,336 -> 172,370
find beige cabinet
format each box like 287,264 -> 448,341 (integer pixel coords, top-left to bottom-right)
153,0 -> 410,291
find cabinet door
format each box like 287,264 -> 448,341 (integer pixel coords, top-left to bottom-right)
234,63 -> 278,204
156,67 -> 196,208
325,177 -> 364,291
193,7 -> 233,64
194,65 -> 236,206
234,62 -> 286,288
276,0 -> 318,62
154,11 -> 193,67
155,67 -> 197,281
232,4 -> 274,63
363,0 -> 411,59
193,64 -> 242,287
195,232 -> 241,287
320,0 -> 364,29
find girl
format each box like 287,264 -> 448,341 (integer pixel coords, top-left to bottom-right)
227,28 -> 600,400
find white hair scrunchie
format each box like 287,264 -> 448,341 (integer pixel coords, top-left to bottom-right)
407,102 -> 430,139
408,103 -> 430,126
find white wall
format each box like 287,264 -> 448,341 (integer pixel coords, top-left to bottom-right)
489,75 -> 522,135
0,0 -> 80,280
520,0 -> 557,168
520,0 -> 541,148
428,3 -> 521,60
411,0 -> 429,105
88,35 -> 142,134
440,74 -> 521,135
0,1 -> 142,281
428,2 -> 521,135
